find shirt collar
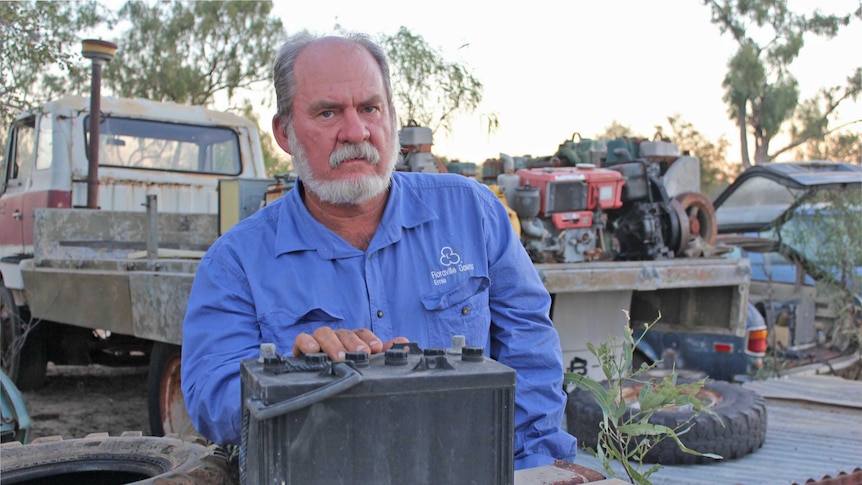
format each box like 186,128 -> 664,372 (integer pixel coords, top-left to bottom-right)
274,172 -> 439,258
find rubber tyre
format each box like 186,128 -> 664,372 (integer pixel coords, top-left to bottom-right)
148,342 -> 197,438
566,379 -> 767,465
0,283 -> 47,391
0,432 -> 235,484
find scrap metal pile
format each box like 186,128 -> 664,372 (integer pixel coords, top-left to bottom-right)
485,133 -> 719,263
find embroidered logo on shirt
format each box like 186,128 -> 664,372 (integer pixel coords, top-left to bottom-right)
439,246 -> 461,266
430,246 -> 474,286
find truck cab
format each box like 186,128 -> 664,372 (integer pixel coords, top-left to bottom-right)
1,95 -> 265,262
0,96 -> 267,397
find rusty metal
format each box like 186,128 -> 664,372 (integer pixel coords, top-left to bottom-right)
796,468 -> 862,485
158,352 -> 194,435
20,209 -> 216,344
536,258 -> 751,293
674,191 -> 718,245
513,460 -> 616,484
81,39 -> 118,210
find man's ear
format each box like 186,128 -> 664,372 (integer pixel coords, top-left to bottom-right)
272,116 -> 292,154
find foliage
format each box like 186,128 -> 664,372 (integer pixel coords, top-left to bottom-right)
564,316 -> 720,484
778,188 -> 862,351
703,0 -> 859,167
596,121 -> 637,140
0,0 -> 110,129
381,26 -> 490,134
105,1 -> 284,107
790,68 -> 862,164
594,118 -> 738,198
236,100 -> 291,177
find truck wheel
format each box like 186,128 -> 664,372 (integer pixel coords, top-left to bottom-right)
566,378 -> 767,465
0,284 -> 47,391
0,432 -> 235,484
148,342 -> 197,437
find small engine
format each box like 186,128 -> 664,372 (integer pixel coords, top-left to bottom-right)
498,136 -> 718,263
502,166 -> 624,263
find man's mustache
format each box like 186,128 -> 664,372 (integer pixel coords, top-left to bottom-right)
329,142 -> 381,168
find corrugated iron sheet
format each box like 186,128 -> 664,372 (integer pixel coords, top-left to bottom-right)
573,374 -> 862,484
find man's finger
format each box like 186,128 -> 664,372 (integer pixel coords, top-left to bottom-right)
382,336 -> 411,351
292,332 -> 321,356
312,327 -> 348,361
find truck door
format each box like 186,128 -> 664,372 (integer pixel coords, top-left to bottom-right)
0,116 -> 36,257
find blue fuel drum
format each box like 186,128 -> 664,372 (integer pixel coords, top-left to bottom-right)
240,343 -> 516,485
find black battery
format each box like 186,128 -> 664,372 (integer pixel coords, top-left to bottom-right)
240,343 -> 516,485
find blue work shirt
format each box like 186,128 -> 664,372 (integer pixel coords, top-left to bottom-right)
181,171 -> 577,470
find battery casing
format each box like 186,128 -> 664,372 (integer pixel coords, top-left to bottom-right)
240,348 -> 516,485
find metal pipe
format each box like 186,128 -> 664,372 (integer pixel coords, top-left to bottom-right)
145,194 -> 159,260
81,39 -> 118,209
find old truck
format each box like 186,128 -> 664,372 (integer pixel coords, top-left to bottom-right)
475,131 -> 763,382
1,99 -> 758,448
0,94 -> 269,438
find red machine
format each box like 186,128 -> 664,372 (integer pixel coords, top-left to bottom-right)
508,166 -> 624,262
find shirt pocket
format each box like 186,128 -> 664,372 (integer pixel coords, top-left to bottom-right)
420,275 -> 491,349
259,306 -> 346,354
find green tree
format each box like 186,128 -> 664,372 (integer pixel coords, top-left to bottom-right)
105,1 -> 284,107
798,130 -> 861,164
0,0 -> 110,129
791,68 -> 862,164
381,26 -> 489,134
704,0 -> 860,167
237,100 -> 291,176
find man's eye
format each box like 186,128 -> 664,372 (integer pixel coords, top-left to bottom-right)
320,110 -> 334,118
362,106 -> 379,114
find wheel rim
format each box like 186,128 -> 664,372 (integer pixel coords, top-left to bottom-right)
160,354 -> 195,436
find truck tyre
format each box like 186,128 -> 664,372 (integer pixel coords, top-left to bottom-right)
0,432 -> 235,484
148,342 -> 196,438
0,283 -> 47,391
566,378 -> 767,465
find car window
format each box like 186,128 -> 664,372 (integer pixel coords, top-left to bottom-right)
775,189 -> 862,293
715,176 -> 805,229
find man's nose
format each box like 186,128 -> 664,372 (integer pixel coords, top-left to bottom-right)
338,109 -> 370,144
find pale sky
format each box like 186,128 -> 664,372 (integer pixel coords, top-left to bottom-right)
272,0 -> 862,165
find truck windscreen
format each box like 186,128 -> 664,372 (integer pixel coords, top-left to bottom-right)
85,115 -> 242,175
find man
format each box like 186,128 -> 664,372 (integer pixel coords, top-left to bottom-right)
181,31 -> 577,470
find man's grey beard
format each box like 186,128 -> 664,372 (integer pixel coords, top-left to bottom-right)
287,123 -> 399,205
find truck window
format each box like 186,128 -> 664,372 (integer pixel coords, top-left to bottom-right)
7,117 -> 37,184
85,116 -> 242,175
35,115 -> 53,171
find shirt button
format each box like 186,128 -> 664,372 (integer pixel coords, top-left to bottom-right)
461,306 -> 470,315
377,310 -> 384,318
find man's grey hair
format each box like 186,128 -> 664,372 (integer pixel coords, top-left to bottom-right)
273,31 -> 396,128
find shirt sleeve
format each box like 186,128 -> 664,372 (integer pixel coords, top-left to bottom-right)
181,245 -> 262,445
481,189 -> 579,469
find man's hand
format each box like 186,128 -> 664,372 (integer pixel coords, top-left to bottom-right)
292,327 -> 409,361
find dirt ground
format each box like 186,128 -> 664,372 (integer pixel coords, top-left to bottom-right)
19,363 -> 152,441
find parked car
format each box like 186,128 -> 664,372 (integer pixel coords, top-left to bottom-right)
713,160 -> 862,377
